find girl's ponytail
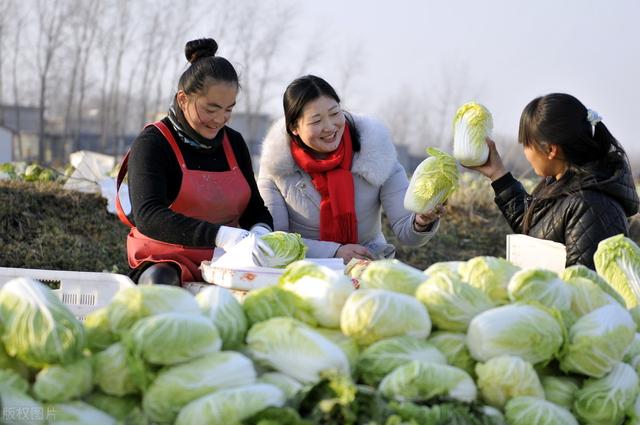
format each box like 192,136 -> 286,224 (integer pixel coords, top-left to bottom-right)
593,120 -> 627,163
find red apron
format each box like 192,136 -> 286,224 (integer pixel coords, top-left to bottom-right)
116,121 -> 251,283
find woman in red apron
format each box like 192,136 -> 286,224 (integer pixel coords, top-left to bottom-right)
116,38 -> 273,285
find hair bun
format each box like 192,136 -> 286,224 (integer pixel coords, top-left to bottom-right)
185,38 -> 218,64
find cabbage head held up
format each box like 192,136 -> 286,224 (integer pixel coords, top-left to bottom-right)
453,101 -> 493,167
404,147 -> 459,215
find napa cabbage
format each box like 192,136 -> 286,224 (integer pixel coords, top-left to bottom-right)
594,234 -> 640,308
466,304 -> 564,364
340,289 -> 431,346
404,147 -> 459,214
196,285 -> 248,349
259,231 -> 307,268
452,102 -> 493,167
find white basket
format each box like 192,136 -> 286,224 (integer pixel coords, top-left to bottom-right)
0,267 -> 135,320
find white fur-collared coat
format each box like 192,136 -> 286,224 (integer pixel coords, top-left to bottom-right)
257,114 -> 438,258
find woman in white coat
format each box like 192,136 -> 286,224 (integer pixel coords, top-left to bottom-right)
258,75 -> 444,263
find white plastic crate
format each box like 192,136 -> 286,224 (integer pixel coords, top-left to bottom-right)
0,267 -> 135,320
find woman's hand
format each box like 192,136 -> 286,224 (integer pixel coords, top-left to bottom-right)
414,204 -> 446,232
465,138 -> 508,181
335,244 -> 374,264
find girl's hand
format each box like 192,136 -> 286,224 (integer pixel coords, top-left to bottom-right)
414,204 -> 446,231
335,244 -> 374,264
465,138 -> 508,181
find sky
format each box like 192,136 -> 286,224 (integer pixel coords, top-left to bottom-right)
284,0 -> 640,162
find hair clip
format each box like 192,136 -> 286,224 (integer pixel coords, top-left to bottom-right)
586,109 -> 602,126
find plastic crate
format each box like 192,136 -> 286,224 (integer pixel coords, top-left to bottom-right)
0,267 -> 135,320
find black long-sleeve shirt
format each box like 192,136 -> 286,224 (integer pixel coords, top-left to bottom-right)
127,117 -> 273,247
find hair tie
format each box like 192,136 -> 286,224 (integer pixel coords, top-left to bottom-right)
586,109 -> 602,127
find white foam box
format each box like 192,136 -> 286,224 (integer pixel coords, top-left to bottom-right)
0,267 -> 135,320
506,234 -> 567,273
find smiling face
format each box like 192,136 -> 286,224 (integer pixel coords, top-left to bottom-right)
290,95 -> 346,154
177,81 -> 238,139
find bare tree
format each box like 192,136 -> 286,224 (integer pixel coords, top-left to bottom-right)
10,11 -> 24,159
204,0 -> 238,44
294,26 -> 325,77
137,4 -> 165,129
61,0 -> 101,154
225,0 -> 296,145
378,63 -> 483,175
95,0 -> 136,153
97,31 -> 113,153
107,0 -> 136,153
0,0 -> 16,116
425,64 -> 480,152
34,0 -> 68,163
118,59 -> 141,156
3,0 -> 392,167
225,1 -> 259,124
74,5 -> 102,155
149,2 -> 195,127
397,65 -> 479,157
337,42 -> 365,105
383,89 -> 421,147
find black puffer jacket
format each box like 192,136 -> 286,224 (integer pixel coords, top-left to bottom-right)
492,157 -> 639,269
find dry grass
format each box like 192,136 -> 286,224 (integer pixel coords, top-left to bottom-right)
1,176 -> 638,273
0,180 -> 129,272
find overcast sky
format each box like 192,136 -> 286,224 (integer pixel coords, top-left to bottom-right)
279,0 -> 640,162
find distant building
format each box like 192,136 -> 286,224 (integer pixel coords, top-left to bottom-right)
44,111 -> 139,164
226,112 -> 272,172
0,105 -> 274,166
227,113 -> 272,152
0,126 -> 12,162
0,104 -> 42,163
394,143 -> 423,175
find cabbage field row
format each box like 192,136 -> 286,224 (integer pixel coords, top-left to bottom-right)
2,233 -> 640,424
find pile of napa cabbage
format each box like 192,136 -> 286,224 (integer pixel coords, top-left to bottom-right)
1,234 -> 639,424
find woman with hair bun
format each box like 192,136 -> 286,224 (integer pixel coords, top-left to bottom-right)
116,38 -> 273,285
468,93 -> 639,268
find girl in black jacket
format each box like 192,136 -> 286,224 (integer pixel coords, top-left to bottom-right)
470,93 -> 639,269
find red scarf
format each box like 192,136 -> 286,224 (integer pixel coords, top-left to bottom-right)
290,123 -> 358,244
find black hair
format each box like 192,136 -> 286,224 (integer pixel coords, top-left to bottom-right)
518,93 -> 626,166
178,38 -> 238,95
519,93 -> 629,233
283,75 -> 360,152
